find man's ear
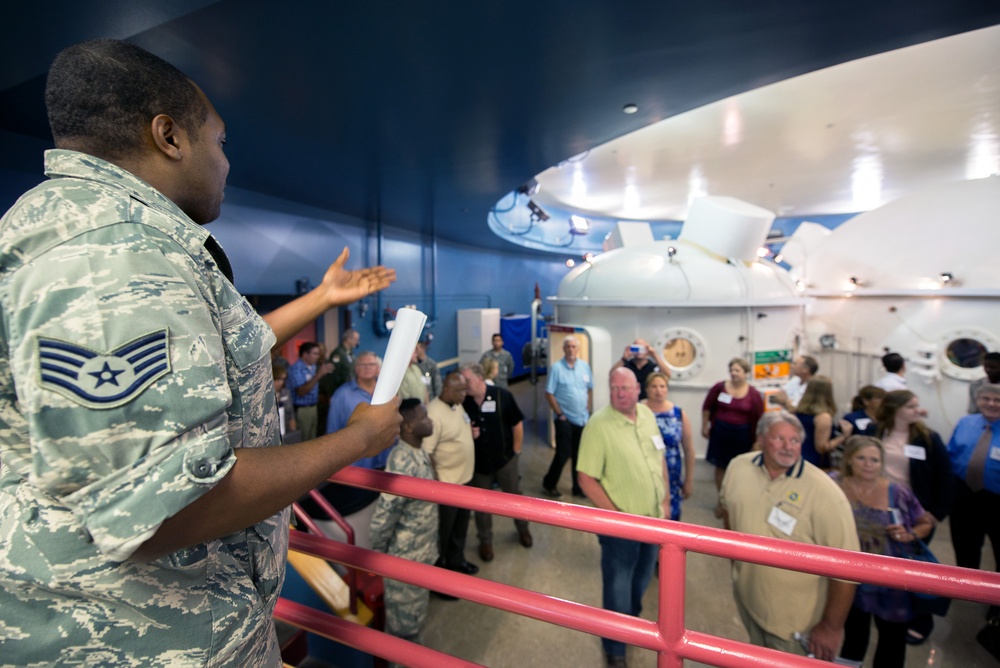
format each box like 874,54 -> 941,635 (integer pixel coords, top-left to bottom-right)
150,114 -> 184,160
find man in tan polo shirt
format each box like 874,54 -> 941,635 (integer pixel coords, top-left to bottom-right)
422,372 -> 478,577
721,411 -> 859,661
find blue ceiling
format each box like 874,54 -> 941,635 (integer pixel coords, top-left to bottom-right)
2,1 -> 998,253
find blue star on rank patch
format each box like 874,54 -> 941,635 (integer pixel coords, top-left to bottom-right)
36,330 -> 171,409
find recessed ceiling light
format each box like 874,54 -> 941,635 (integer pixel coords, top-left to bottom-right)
622,103 -> 638,114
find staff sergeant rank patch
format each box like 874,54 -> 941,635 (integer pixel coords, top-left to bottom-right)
37,330 -> 171,409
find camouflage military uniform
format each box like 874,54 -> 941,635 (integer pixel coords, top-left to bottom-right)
321,343 -> 354,397
369,442 -> 438,640
0,150 -> 286,667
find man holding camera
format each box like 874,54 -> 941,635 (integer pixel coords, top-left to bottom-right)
612,338 -> 670,400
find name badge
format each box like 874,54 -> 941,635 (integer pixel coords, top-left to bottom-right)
768,506 -> 797,536
904,444 -> 927,461
482,400 -> 497,413
718,392 -> 733,404
421,375 -> 431,385
855,417 -> 871,431
583,373 -> 591,383
652,434 -> 666,451
990,447 -> 1000,462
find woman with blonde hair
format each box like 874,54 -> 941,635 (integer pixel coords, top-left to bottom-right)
643,372 -> 695,520
480,357 -> 499,386
795,375 -> 852,469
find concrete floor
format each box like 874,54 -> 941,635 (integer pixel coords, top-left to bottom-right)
419,379 -> 998,667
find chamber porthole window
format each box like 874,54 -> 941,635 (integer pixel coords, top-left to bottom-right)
663,337 -> 697,370
657,328 -> 707,381
946,338 -> 987,369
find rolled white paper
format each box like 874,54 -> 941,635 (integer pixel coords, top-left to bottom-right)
371,307 -> 428,405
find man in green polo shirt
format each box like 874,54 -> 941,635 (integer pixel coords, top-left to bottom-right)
577,367 -> 669,668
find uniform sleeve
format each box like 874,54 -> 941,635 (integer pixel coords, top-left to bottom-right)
369,450 -> 408,552
2,223 -> 237,560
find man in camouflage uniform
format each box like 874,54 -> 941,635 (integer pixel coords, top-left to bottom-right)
479,332 -> 515,388
416,338 -> 442,399
0,39 -> 399,666
327,327 -> 360,394
370,398 -> 439,642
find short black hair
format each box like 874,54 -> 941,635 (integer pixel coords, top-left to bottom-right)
298,342 -> 319,356
882,352 -> 905,373
400,398 -> 422,415
46,39 -> 207,160
984,352 -> 1000,363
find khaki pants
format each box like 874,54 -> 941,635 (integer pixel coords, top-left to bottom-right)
734,593 -> 807,656
295,405 -> 318,441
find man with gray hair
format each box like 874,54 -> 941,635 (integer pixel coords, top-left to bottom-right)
300,351 -> 387,548
720,411 -> 859,661
542,335 -> 593,497
947,383 -> 1000,615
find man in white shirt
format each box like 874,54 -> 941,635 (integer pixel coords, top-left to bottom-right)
772,355 -> 818,411
874,352 -> 907,392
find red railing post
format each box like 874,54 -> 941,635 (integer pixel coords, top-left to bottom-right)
658,542 -> 687,668
278,466 -> 1000,667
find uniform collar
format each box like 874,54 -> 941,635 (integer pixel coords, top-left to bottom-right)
44,149 -> 203,236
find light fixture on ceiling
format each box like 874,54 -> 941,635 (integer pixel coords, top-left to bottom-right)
939,272 -> 954,285
527,199 -> 550,223
569,215 -> 590,235
516,178 -> 540,197
566,259 -> 576,268
622,103 -> 638,114
849,276 -> 864,287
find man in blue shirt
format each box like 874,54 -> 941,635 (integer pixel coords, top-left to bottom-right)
948,383 -> 1000,604
287,342 -> 333,440
300,352 -> 388,543
542,336 -> 593,497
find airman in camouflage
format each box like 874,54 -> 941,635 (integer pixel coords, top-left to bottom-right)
370,399 -> 440,642
0,39 -> 399,666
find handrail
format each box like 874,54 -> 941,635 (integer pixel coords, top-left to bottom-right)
277,466 -> 1000,667
291,489 -> 360,615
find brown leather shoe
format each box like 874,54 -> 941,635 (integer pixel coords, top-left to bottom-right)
479,543 -> 494,562
518,528 -> 533,548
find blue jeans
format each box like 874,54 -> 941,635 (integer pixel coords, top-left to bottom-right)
598,535 -> 659,658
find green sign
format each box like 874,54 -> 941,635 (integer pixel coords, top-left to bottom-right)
754,349 -> 792,364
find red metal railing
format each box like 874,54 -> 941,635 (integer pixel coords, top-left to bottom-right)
276,466 -> 1000,667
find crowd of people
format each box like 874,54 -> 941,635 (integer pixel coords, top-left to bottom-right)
286,333 -> 998,666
